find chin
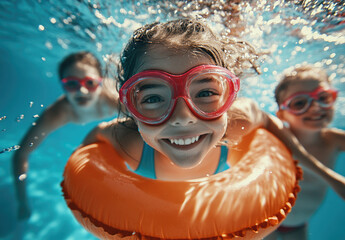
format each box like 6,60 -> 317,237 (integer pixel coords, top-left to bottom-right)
76,99 -> 96,107
169,153 -> 204,168
77,101 -> 90,107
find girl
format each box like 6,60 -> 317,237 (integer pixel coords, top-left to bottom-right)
82,18 -> 259,180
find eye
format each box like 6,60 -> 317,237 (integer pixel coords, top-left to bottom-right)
141,95 -> 165,104
196,89 -> 219,98
289,97 -> 308,110
65,80 -> 80,88
85,79 -> 98,87
318,92 -> 333,104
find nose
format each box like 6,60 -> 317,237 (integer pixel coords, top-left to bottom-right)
309,99 -> 322,109
79,86 -> 89,94
168,98 -> 197,126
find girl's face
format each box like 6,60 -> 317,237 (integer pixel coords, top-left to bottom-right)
62,62 -> 102,108
132,46 -> 228,167
277,79 -> 335,132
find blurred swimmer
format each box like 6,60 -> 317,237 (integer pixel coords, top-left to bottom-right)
12,51 -> 119,219
265,64 -> 345,240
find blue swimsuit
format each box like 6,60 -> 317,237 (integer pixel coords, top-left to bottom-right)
134,142 -> 230,179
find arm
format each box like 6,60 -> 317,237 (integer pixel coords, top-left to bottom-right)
226,98 -> 345,200
12,100 -> 70,219
264,115 -> 345,200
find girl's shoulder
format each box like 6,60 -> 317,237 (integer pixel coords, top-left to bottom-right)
99,118 -> 144,164
43,95 -> 74,123
322,127 -> 345,137
322,127 -> 345,151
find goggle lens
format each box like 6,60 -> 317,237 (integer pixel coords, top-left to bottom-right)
317,91 -> 336,106
188,72 -> 231,114
64,80 -> 81,91
287,95 -> 309,112
131,78 -> 173,120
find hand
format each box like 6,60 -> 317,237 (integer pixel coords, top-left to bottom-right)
225,98 -> 267,144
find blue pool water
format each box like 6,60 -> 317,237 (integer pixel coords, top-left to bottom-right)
0,0 -> 344,239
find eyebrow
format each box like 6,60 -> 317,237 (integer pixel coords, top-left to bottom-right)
138,83 -> 166,91
193,77 -> 218,84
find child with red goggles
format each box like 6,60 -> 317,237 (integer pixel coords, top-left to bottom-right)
61,76 -> 102,92
82,19 -> 257,181
279,86 -> 338,115
12,51 -> 118,220
269,64 -> 345,240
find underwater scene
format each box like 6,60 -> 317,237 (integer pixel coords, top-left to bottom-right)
0,0 -> 345,239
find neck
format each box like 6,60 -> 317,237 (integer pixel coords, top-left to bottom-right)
290,126 -> 323,146
73,101 -> 101,123
155,147 -> 221,180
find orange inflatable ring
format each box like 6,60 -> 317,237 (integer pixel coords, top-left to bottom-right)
61,128 -> 302,240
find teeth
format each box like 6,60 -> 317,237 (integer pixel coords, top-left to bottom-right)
309,115 -> 323,120
169,136 -> 200,145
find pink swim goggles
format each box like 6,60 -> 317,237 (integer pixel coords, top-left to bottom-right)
119,65 -> 240,125
61,76 -> 102,92
280,86 -> 338,115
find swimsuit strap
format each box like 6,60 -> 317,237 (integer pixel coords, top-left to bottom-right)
134,142 -> 157,179
214,145 -> 230,174
135,143 -> 230,178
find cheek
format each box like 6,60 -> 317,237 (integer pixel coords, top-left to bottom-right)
91,88 -> 102,98
65,92 -> 76,101
327,107 -> 335,121
279,111 -> 294,121
284,113 -> 298,122
211,115 -> 227,137
137,122 -> 161,144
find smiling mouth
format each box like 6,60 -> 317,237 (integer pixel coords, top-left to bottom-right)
169,135 -> 200,145
75,96 -> 90,104
305,114 -> 326,121
163,134 -> 207,148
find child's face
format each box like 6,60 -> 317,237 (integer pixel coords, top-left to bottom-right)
131,46 -> 228,167
62,62 -> 102,107
277,79 -> 335,131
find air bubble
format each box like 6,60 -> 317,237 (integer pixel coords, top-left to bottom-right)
0,145 -> 20,154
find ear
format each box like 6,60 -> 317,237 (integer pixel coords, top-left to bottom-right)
276,109 -> 284,120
